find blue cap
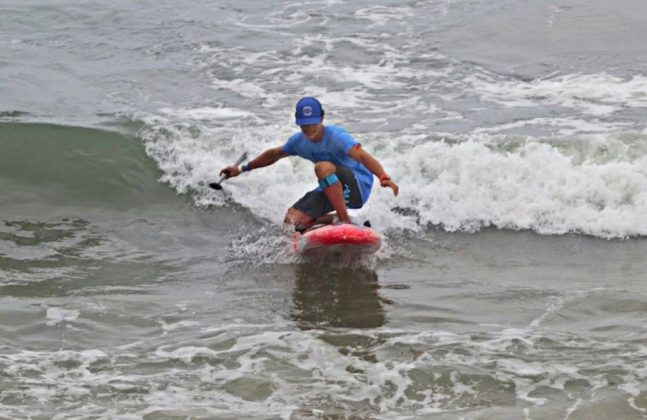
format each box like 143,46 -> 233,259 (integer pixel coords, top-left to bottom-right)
295,97 -> 324,126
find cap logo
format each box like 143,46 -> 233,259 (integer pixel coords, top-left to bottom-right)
303,106 -> 313,117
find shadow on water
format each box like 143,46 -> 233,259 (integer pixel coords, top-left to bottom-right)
290,263 -> 387,329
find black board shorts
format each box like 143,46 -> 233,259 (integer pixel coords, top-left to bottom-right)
291,165 -> 363,220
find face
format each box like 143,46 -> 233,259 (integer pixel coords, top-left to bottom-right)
300,120 -> 324,141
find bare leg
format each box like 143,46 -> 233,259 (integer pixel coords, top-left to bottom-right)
312,213 -> 336,226
314,162 -> 351,223
284,208 -> 313,227
284,209 -> 338,233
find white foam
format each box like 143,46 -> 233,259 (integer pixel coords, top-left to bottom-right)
209,78 -> 268,99
160,319 -> 201,333
3,319 -> 647,417
138,40 -> 647,243
355,5 -> 415,27
473,117 -> 631,136
154,345 -> 220,363
467,72 -> 647,116
387,135 -> 647,238
46,307 -> 80,326
140,105 -> 647,240
160,106 -> 257,121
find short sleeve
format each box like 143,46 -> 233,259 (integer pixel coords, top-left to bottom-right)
332,127 -> 359,156
282,133 -> 300,156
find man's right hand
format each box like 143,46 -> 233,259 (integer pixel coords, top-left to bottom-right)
380,178 -> 399,196
219,165 -> 242,178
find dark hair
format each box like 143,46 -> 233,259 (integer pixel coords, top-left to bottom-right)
313,98 -> 324,116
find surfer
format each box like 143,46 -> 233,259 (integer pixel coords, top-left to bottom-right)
219,97 -> 399,229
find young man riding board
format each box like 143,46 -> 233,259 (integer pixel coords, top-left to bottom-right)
220,97 -> 399,230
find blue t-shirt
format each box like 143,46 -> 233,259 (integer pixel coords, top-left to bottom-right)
282,125 -> 374,204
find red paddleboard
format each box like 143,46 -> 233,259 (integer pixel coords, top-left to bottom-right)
293,224 -> 381,256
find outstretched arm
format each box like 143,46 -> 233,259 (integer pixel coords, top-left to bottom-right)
348,146 -> 399,196
220,147 -> 288,178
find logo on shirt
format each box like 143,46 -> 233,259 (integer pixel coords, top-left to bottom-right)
303,106 -> 313,117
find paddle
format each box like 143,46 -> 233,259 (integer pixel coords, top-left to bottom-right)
209,152 -> 248,190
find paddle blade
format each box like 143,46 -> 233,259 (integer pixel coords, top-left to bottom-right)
209,152 -> 247,191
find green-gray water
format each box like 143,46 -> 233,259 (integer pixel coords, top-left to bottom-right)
2,1 -> 647,418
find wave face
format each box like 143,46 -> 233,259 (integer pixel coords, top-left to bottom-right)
0,122 -> 174,211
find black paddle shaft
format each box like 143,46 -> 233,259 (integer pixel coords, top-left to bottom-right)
209,152 -> 248,190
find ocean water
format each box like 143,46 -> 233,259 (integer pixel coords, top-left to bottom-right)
1,1 -> 647,418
